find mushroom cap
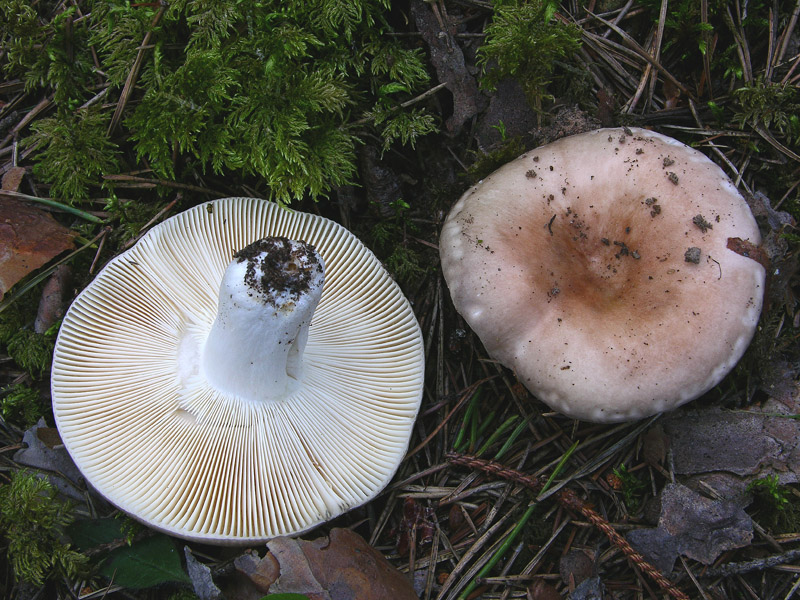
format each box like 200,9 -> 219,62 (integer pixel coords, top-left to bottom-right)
51,198 -> 424,543
440,128 -> 765,423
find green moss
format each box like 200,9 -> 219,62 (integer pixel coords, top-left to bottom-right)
747,475 -> 800,533
25,107 -> 120,204
477,0 -> 581,110
0,303 -> 55,380
613,464 -> 647,512
0,385 -> 43,428
734,80 -> 800,146
2,0 -> 436,207
466,135 -> 527,182
0,471 -> 88,585
4,330 -> 54,380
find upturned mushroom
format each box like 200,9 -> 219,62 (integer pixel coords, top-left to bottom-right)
51,197 -> 424,543
440,127 -> 765,423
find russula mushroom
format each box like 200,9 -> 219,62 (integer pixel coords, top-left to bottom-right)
440,127 -> 765,423
51,197 -> 424,543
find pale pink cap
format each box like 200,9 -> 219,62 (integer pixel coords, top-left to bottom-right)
440,128 -> 765,422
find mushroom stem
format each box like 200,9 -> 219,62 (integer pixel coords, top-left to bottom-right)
201,237 -> 325,401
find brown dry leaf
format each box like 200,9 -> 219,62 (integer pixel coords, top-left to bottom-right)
2,166 -> 26,193
527,579 -> 561,600
0,198 -> 74,299
238,528 -> 418,600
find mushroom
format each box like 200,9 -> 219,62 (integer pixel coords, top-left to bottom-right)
439,127 -> 765,423
51,197 -> 424,543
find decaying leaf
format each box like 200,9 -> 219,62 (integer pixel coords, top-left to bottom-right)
662,406 -> 800,482
395,497 -> 435,556
628,482 -> 753,571
185,546 -> 223,600
2,166 -> 26,193
234,527 -> 418,600
0,198 -> 74,299
14,419 -> 87,503
410,0 -> 485,133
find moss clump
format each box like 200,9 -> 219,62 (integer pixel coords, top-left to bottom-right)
734,80 -> 800,146
1,0 -> 436,206
0,471 -> 87,585
0,303 -> 55,380
0,385 -> 43,428
24,108 -> 120,204
478,0 -> 581,110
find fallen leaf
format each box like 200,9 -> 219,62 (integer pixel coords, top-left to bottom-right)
234,549 -> 281,593
527,579 -> 561,600
0,198 -> 74,299
14,419 -> 87,503
569,576 -> 605,600
395,497 -> 435,556
237,528 -> 418,600
626,527 -> 681,573
662,407 -> 800,483
69,518 -> 190,589
627,482 -> 753,569
1,166 -> 26,193
185,546 -> 223,600
559,549 -> 594,588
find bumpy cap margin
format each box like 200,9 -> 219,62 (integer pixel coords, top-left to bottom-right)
52,198 -> 424,543
439,127 -> 765,423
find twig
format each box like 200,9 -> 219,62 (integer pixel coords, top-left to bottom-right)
103,173 -> 226,196
107,3 -> 166,135
703,549 -> 800,578
777,0 -> 800,65
447,452 -> 689,600
586,11 -> 695,101
0,189 -> 104,223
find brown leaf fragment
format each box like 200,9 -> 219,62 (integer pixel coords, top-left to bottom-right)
727,237 -> 770,269
0,198 -> 74,299
395,497 -> 435,556
35,264 -> 71,333
527,579 -> 561,600
559,549 -> 594,587
233,549 -> 281,593
1,166 -> 26,193
642,425 -> 669,466
261,528 -> 418,600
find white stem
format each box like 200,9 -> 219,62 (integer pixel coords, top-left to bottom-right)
201,237 -> 324,402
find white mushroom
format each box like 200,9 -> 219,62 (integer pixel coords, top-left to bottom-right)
51,197 -> 424,543
439,127 -> 765,423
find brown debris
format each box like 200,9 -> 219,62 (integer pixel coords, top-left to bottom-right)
410,0 -> 485,134
727,237 -> 770,269
0,198 -> 75,299
233,528 -> 418,600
